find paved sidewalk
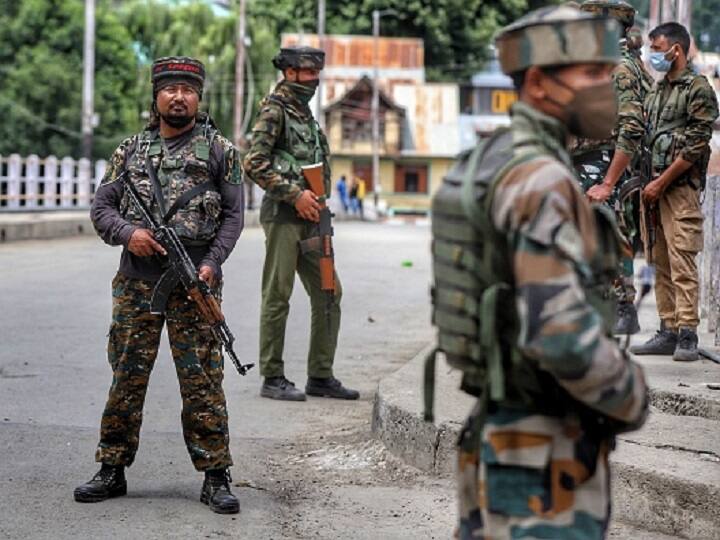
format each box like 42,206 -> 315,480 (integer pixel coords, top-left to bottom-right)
373,300 -> 720,539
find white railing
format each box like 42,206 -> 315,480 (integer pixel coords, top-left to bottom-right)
0,154 -> 107,210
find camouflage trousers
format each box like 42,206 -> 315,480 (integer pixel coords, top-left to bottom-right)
573,149 -> 636,303
95,273 -> 232,471
457,404 -> 612,540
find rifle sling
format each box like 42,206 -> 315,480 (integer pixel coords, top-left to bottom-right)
163,180 -> 215,223
145,155 -> 215,224
146,155 -> 168,218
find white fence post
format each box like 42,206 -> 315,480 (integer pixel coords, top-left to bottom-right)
7,154 -> 22,209
77,158 -> 91,207
43,156 -> 58,208
94,159 -> 107,199
60,157 -> 75,208
25,155 -> 40,209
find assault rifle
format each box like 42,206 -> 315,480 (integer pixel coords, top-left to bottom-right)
298,163 -> 336,328
636,142 -> 657,263
119,170 -> 253,377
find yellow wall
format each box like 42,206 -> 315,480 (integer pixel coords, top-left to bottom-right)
328,155 -> 455,213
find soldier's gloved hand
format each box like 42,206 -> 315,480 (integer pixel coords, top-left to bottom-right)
128,228 -> 167,257
198,265 -> 216,288
587,183 -> 612,203
294,189 -> 321,223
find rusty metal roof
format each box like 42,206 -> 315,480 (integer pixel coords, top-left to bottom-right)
281,33 -> 424,69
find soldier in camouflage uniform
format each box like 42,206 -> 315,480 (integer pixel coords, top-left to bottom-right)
243,46 -> 358,401
571,0 -> 654,335
75,57 -> 244,514
631,23 -> 718,362
430,7 -> 648,538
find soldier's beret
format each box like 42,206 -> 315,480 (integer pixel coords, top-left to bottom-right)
272,46 -> 325,71
495,5 -> 621,75
151,56 -> 205,97
581,0 -> 635,28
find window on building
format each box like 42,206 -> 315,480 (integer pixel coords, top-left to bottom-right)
394,164 -> 428,193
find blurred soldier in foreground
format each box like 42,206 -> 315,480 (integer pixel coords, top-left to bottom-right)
76,57 -> 244,514
631,23 -> 718,361
244,46 -> 358,401
571,0 -> 653,335
428,6 -> 648,538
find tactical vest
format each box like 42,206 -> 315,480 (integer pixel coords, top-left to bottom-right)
261,95 -> 331,223
120,122 -> 222,245
425,128 -> 622,422
645,74 -> 709,190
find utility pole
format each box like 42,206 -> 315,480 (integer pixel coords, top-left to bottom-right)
371,9 -> 381,209
316,0 -> 326,129
81,0 -> 95,160
678,0 -> 692,32
661,0 -> 674,22
233,0 -> 247,149
233,0 -> 254,209
371,9 -> 396,209
649,0 -> 660,30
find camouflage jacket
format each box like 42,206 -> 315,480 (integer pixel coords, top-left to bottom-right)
243,81 -> 331,221
91,118 -> 244,280
571,45 -> 652,158
645,65 -> 718,182
491,101 -> 648,428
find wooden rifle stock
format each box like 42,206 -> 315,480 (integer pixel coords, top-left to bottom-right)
302,163 -> 335,294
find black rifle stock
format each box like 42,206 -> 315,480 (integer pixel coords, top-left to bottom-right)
119,170 -> 253,376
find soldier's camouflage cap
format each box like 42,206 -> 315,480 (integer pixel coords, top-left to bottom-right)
272,46 -> 325,71
581,0 -> 635,28
151,56 -> 205,97
495,5 -> 621,75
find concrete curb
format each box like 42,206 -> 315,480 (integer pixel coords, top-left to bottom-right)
0,211 -> 94,242
372,344 -> 720,539
0,210 -> 262,243
0,208 -> 382,244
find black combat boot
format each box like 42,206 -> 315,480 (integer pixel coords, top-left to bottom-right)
74,463 -> 127,503
260,376 -> 307,401
629,323 -> 677,355
200,468 -> 240,514
305,376 -> 359,400
673,327 -> 699,362
613,302 -> 640,335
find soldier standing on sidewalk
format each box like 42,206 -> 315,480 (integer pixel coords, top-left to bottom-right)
75,57 -> 244,514
243,46 -> 358,401
631,22 -> 718,361
571,0 -> 653,335
429,7 -> 649,538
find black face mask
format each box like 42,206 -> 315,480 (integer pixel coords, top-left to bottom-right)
286,80 -> 319,104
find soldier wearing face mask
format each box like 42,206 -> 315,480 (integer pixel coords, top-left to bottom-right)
571,0 -> 653,337
631,23 -> 718,362
428,6 -> 648,538
243,46 -> 359,402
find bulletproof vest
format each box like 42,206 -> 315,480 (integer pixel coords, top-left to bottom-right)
120,122 -> 222,245
261,94 -> 331,222
425,128 -> 621,421
645,74 -> 708,189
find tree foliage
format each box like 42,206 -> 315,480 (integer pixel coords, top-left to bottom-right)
0,0 -> 138,159
248,0 -> 532,81
0,0 -> 562,159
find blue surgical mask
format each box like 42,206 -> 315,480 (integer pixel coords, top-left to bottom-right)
649,47 -> 676,72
